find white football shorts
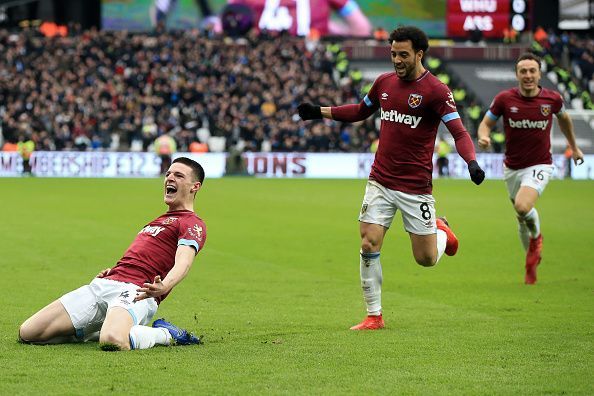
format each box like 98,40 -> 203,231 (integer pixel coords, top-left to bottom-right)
358,180 -> 436,235
59,277 -> 158,340
504,164 -> 555,200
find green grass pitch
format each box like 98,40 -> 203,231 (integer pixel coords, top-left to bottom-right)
1,177 -> 592,394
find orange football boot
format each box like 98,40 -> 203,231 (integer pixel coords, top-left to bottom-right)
350,314 -> 385,330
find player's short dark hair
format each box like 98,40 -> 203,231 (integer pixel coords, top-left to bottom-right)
516,53 -> 542,71
389,26 -> 429,54
173,157 -> 205,184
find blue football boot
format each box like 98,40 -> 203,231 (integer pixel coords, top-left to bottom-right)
152,318 -> 201,345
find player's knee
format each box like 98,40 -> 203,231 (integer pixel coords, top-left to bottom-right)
414,254 -> 436,267
514,201 -> 532,216
18,324 -> 30,343
361,238 -> 380,253
99,331 -> 130,351
18,321 -> 39,343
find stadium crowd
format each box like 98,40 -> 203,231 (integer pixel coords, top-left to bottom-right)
531,28 -> 594,109
0,26 -> 378,154
1,25 -> 591,154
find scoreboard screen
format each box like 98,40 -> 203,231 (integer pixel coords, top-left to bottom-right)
446,0 -> 530,39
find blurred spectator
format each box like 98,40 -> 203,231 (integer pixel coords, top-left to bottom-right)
17,134 -> 35,175
452,85 -> 467,106
426,56 -> 441,72
436,137 -> 450,177
533,26 -> 548,46
503,27 -> 518,44
491,130 -> 505,153
39,22 -> 67,38
373,27 -> 389,42
564,144 -> 573,178
2,139 -> 18,152
465,101 -> 482,136
154,133 -> 177,175
189,140 -> 209,152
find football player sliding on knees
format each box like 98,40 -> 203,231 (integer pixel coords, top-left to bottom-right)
298,26 -> 485,330
19,157 -> 207,350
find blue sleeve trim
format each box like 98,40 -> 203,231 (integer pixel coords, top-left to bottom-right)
179,238 -> 200,253
486,110 -> 499,121
75,328 -> 85,340
363,95 -> 373,107
442,112 -> 460,123
338,0 -> 358,17
129,334 -> 136,350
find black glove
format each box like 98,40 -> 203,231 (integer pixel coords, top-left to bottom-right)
298,103 -> 322,120
468,160 -> 485,185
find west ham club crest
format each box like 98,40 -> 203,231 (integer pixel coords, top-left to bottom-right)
188,224 -> 203,240
408,93 -> 423,108
540,104 -> 551,116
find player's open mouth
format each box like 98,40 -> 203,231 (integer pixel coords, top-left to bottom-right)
166,185 -> 177,194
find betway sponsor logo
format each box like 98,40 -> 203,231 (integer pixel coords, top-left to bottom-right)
508,118 -> 549,130
139,225 -> 165,237
380,109 -> 422,128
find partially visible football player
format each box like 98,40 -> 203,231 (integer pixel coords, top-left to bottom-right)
151,0 -> 372,37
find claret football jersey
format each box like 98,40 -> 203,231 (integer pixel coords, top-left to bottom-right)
363,71 -> 462,194
486,87 -> 564,170
106,210 -> 207,303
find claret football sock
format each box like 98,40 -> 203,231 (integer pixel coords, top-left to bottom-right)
359,251 -> 382,316
129,325 -> 171,350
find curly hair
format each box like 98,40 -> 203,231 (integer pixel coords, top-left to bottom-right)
389,26 -> 429,54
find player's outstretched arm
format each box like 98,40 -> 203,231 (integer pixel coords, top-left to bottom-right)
134,245 -> 195,301
297,104 -> 336,120
298,100 -> 376,123
557,112 -> 584,165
